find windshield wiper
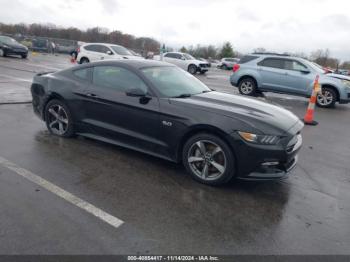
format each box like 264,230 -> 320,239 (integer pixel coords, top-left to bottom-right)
172,93 -> 192,98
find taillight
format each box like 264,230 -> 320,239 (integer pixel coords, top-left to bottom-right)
233,64 -> 240,72
77,47 -> 80,53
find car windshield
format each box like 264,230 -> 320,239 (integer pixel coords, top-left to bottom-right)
142,66 -> 211,97
110,45 -> 133,56
183,54 -> 195,60
0,36 -> 17,45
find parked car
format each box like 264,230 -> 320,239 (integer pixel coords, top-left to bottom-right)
31,60 -> 303,185
154,52 -> 210,74
77,43 -> 143,64
32,38 -> 49,53
334,69 -> 350,76
0,35 -> 28,58
218,58 -> 240,70
197,57 -> 211,67
230,54 -> 350,108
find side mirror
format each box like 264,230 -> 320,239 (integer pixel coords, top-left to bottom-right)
126,88 -> 147,97
106,50 -> 113,55
300,69 -> 311,74
181,56 -> 186,60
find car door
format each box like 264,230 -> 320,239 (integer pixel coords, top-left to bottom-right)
81,65 -> 162,153
83,44 -> 103,62
98,45 -> 114,61
163,53 -> 177,64
279,59 -> 314,95
257,58 -> 287,91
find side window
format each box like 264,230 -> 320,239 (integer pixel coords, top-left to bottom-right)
99,45 -> 111,54
165,53 -> 175,58
258,58 -> 284,69
92,66 -> 148,93
84,45 -> 99,52
290,60 -> 308,71
73,68 -> 90,81
174,54 -> 183,60
283,60 -> 308,71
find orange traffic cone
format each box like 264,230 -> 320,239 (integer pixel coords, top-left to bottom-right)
303,75 -> 320,126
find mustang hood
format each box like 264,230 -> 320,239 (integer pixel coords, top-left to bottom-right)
171,91 -> 302,135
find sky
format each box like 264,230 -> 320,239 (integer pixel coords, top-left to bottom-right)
0,0 -> 349,60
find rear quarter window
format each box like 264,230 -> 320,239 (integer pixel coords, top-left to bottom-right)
238,55 -> 259,64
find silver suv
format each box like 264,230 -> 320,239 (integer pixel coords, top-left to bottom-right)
230,53 -> 350,108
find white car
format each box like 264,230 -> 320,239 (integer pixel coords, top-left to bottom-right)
218,58 -> 240,70
154,52 -> 210,74
77,43 -> 143,64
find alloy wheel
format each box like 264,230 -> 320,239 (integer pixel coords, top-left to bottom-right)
47,104 -> 69,135
317,91 -> 333,106
240,81 -> 253,94
187,140 -> 227,181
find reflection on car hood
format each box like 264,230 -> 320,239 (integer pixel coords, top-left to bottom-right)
123,55 -> 144,60
170,91 -> 301,135
327,73 -> 350,81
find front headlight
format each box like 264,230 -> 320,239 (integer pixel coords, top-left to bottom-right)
238,131 -> 280,145
341,80 -> 350,88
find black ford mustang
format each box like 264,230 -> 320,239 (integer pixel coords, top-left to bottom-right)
31,60 -> 303,185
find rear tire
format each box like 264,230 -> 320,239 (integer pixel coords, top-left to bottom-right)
182,133 -> 235,186
0,49 -> 6,57
316,87 -> 336,108
45,99 -> 75,137
188,64 -> 197,75
238,77 -> 257,96
21,54 -> 28,59
80,57 -> 90,64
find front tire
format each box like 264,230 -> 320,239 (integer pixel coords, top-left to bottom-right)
182,133 -> 235,186
238,77 -> 257,96
0,49 -> 6,57
316,87 -> 336,108
21,54 -> 28,59
45,99 -> 75,137
188,64 -> 197,75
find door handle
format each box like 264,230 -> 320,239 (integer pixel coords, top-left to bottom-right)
86,93 -> 98,98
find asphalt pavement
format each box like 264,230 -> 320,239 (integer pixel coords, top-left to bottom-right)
0,53 -> 349,255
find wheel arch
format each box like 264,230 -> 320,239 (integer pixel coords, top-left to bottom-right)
187,63 -> 197,71
176,125 -> 237,164
321,84 -> 340,102
42,92 -> 67,121
237,75 -> 259,88
79,56 -> 89,64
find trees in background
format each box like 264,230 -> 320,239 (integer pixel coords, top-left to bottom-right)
219,42 -> 235,58
0,22 -> 160,53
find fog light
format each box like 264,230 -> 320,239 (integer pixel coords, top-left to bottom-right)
262,161 -> 279,166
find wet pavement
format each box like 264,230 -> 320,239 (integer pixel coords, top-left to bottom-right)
0,54 -> 349,254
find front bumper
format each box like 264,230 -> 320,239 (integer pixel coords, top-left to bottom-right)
339,92 -> 350,104
229,127 -> 303,180
198,64 -> 209,72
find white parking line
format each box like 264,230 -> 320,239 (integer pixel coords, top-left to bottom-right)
0,74 -> 32,82
0,156 -> 124,229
